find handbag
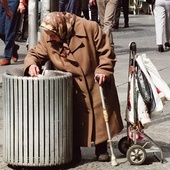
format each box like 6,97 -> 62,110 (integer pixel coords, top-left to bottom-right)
146,0 -> 155,5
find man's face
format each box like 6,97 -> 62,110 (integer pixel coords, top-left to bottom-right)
45,30 -> 61,42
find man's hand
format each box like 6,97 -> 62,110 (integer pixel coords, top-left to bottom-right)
95,74 -> 106,85
6,10 -> 13,19
17,2 -> 26,13
0,0 -> 13,19
28,65 -> 40,77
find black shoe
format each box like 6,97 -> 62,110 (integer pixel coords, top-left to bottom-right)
158,45 -> 164,52
164,42 -> 170,49
16,37 -> 27,42
12,44 -> 19,62
97,152 -> 110,162
124,23 -> 129,28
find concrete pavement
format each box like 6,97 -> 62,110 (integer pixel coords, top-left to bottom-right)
0,14 -> 170,170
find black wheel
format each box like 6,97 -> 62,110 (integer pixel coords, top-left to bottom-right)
118,136 -> 132,155
126,145 -> 147,165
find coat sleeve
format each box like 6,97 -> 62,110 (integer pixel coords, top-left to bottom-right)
24,31 -> 50,74
93,23 -> 117,78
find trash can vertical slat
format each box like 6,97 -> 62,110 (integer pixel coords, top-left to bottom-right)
49,79 -> 54,164
28,78 -> 34,165
18,77 -> 23,165
14,77 -> 19,164
10,78 -> 14,163
39,78 -> 45,165
23,78 -> 28,164
59,78 -> 63,163
3,77 -> 7,161
54,79 -> 59,164
62,78 -> 67,161
44,78 -> 50,165
7,79 -> 11,161
34,78 -> 39,165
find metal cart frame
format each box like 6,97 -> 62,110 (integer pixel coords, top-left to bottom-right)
118,42 -> 164,165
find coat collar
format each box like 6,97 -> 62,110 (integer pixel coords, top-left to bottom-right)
69,17 -> 87,52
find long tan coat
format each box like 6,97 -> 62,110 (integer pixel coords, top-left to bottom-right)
24,16 -> 123,147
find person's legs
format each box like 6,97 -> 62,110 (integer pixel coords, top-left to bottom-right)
22,6 -> 28,40
15,12 -> 24,41
113,0 -> 121,29
0,0 -> 19,65
59,0 -> 69,12
4,0 -> 19,60
66,0 -> 78,14
164,1 -> 170,46
154,1 -> 165,51
0,4 -> 6,42
73,0 -> 81,16
90,1 -> 98,23
81,0 -> 89,19
103,0 -> 118,49
122,0 -> 129,27
96,0 -> 106,28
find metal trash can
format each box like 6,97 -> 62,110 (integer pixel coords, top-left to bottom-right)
3,69 -> 73,167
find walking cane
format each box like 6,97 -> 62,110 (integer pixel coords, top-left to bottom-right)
96,76 -> 118,166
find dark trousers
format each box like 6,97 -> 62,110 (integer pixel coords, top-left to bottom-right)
90,3 -> 98,23
74,0 -> 89,19
115,0 -> 129,26
16,6 -> 28,40
0,0 -> 19,60
59,0 -> 77,14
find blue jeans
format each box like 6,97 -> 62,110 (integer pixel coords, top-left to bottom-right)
0,0 -> 19,60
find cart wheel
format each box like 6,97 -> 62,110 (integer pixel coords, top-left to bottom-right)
126,145 -> 147,165
118,136 -> 132,155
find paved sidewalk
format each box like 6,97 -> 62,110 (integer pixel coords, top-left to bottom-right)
0,14 -> 170,170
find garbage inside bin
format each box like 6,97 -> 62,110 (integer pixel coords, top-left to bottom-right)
3,68 -> 73,167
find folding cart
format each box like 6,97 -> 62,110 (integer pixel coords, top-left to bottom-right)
118,42 -> 164,165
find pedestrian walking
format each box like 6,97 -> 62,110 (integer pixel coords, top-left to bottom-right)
0,0 -> 26,66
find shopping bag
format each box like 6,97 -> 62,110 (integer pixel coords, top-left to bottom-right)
136,64 -> 155,113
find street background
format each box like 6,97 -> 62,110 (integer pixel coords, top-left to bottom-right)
0,14 -> 170,170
